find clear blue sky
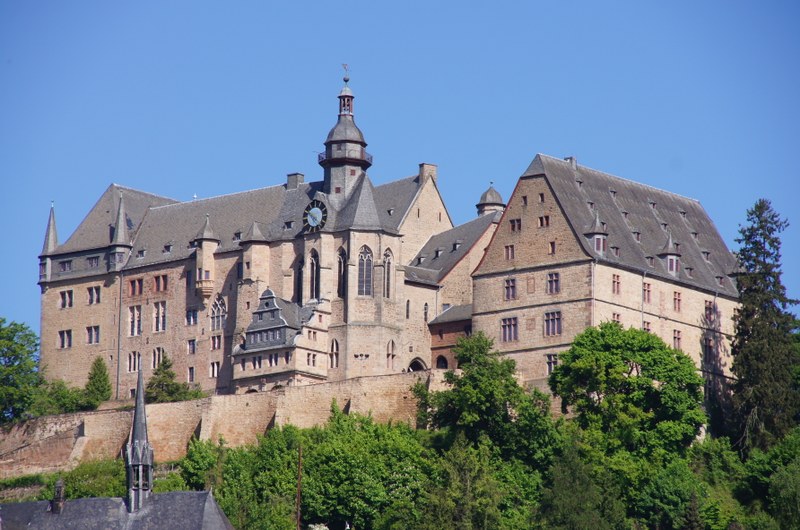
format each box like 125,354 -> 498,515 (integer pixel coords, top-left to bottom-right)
1,1 -> 798,336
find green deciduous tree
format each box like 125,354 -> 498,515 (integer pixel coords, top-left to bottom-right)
549,322 -> 706,463
84,357 -> 112,408
731,199 -> 800,453
0,318 -> 41,423
145,355 -> 204,403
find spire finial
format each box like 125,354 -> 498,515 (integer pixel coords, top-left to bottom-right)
342,63 -> 350,84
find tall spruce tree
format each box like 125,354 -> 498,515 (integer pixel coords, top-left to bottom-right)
84,357 -> 112,408
731,199 -> 800,452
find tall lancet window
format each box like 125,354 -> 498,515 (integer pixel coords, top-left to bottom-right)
294,258 -> 304,303
337,248 -> 347,298
309,250 -> 321,300
383,249 -> 393,298
358,246 -> 373,296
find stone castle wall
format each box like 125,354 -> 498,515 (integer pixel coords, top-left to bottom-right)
0,371 -> 438,480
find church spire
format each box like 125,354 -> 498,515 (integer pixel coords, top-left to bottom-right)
112,192 -> 130,246
41,203 -> 58,255
124,369 -> 154,512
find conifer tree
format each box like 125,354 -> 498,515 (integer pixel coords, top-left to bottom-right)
145,354 -> 204,403
731,199 -> 800,452
84,357 -> 111,408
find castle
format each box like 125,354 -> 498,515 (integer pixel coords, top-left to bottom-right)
37,76 -> 738,400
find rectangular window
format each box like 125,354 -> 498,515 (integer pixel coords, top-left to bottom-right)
546,354 -> 559,375
522,195 -> 528,206
59,260 -> 72,272
58,329 -> 72,349
546,272 -> 560,294
544,311 -> 562,337
538,215 -> 550,228
236,262 -> 244,279
154,301 -> 167,332
87,286 -> 101,305
154,274 -> 168,292
504,279 -> 517,300
59,290 -> 73,309
211,335 -> 222,350
612,312 -> 621,324
539,193 -> 545,203
673,291 -> 682,312
612,274 -> 621,295
501,317 -> 518,342
642,282 -> 651,304
186,309 -> 198,326
129,306 -> 142,336
86,326 -> 100,344
703,337 -> 714,362
87,256 -> 99,268
129,278 -> 143,296
642,321 -> 651,332
705,300 -> 715,321
673,329 -> 682,350
548,241 -> 556,255
504,245 -> 515,260
510,219 -> 522,232
188,367 -> 195,383
188,339 -> 196,355
210,362 -> 220,378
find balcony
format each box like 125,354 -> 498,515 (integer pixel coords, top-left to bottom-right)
318,149 -> 373,165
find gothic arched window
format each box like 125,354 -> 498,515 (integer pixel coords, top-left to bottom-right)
386,340 -> 396,370
211,297 -> 227,331
383,249 -> 393,298
358,246 -> 373,296
330,339 -> 339,368
337,248 -> 347,298
294,258 -> 304,303
309,250 -> 321,301
152,347 -> 164,369
423,303 -> 429,323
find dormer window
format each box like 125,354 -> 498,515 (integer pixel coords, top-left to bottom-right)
650,201 -> 657,210
647,256 -> 655,267
163,244 -> 172,253
611,246 -> 620,257
702,251 -> 710,262
685,267 -> 693,278
691,232 -> 699,241
434,248 -> 443,259
233,232 -> 241,241
679,210 -> 687,219
609,189 -> 617,199
667,255 -> 680,275
452,240 -> 462,251
136,250 -> 146,258
587,201 -> 594,210
594,235 -> 607,253
716,276 -> 725,287
417,256 -> 426,265
633,231 -> 641,242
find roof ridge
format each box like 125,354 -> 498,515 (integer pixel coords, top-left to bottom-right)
147,182 -> 298,210
109,183 -> 178,203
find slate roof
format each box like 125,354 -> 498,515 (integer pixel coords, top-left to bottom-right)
429,303 -> 473,325
49,184 -> 177,255
0,491 -> 233,530
522,154 -> 738,298
406,211 -> 500,284
234,289 -> 314,355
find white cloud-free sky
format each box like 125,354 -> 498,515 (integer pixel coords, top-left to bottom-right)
1,1 -> 798,334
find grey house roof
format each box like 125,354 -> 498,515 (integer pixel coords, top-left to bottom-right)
523,154 -> 738,298
406,211 -> 500,284
234,289 -> 314,355
0,491 -> 234,530
429,303 -> 473,325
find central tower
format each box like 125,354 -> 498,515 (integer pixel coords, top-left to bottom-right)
319,73 -> 372,210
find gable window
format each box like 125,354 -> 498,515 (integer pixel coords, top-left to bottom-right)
58,329 -> 72,349
504,245 -> 515,260
211,297 -> 227,331
88,286 -> 101,305
667,255 -> 680,275
544,311 -> 562,336
546,272 -> 560,294
510,218 -> 522,232
504,278 -> 517,300
539,193 -> 545,203
538,215 -> 550,228
59,290 -> 73,309
358,246 -> 373,296
549,241 -> 556,254
501,317 -> 518,342
594,235 -> 607,253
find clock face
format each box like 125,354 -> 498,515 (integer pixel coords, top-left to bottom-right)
303,200 -> 328,232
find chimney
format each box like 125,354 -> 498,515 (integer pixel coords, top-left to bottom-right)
419,163 -> 438,183
286,173 -> 304,190
564,156 -> 577,170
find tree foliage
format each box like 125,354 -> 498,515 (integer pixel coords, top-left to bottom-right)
84,357 -> 112,408
549,322 -> 706,463
145,354 -> 205,403
731,198 -> 800,453
0,318 -> 41,423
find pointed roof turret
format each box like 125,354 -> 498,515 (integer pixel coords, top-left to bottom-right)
242,221 -> 267,243
41,203 -> 58,255
194,214 -> 220,242
659,231 -> 681,256
125,368 -> 154,512
112,193 -> 131,246
584,210 -> 608,236
130,369 -> 149,449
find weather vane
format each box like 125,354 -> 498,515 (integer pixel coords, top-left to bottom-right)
342,63 -> 350,83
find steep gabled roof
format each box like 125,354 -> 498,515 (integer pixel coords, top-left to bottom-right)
333,174 -> 384,231
523,154 -> 738,297
372,175 -> 423,232
406,211 -> 499,284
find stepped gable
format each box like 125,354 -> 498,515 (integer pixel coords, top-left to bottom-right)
406,211 -> 500,285
523,154 -> 738,297
55,184 -> 177,254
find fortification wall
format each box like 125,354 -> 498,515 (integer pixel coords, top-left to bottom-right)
0,371 -> 442,480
